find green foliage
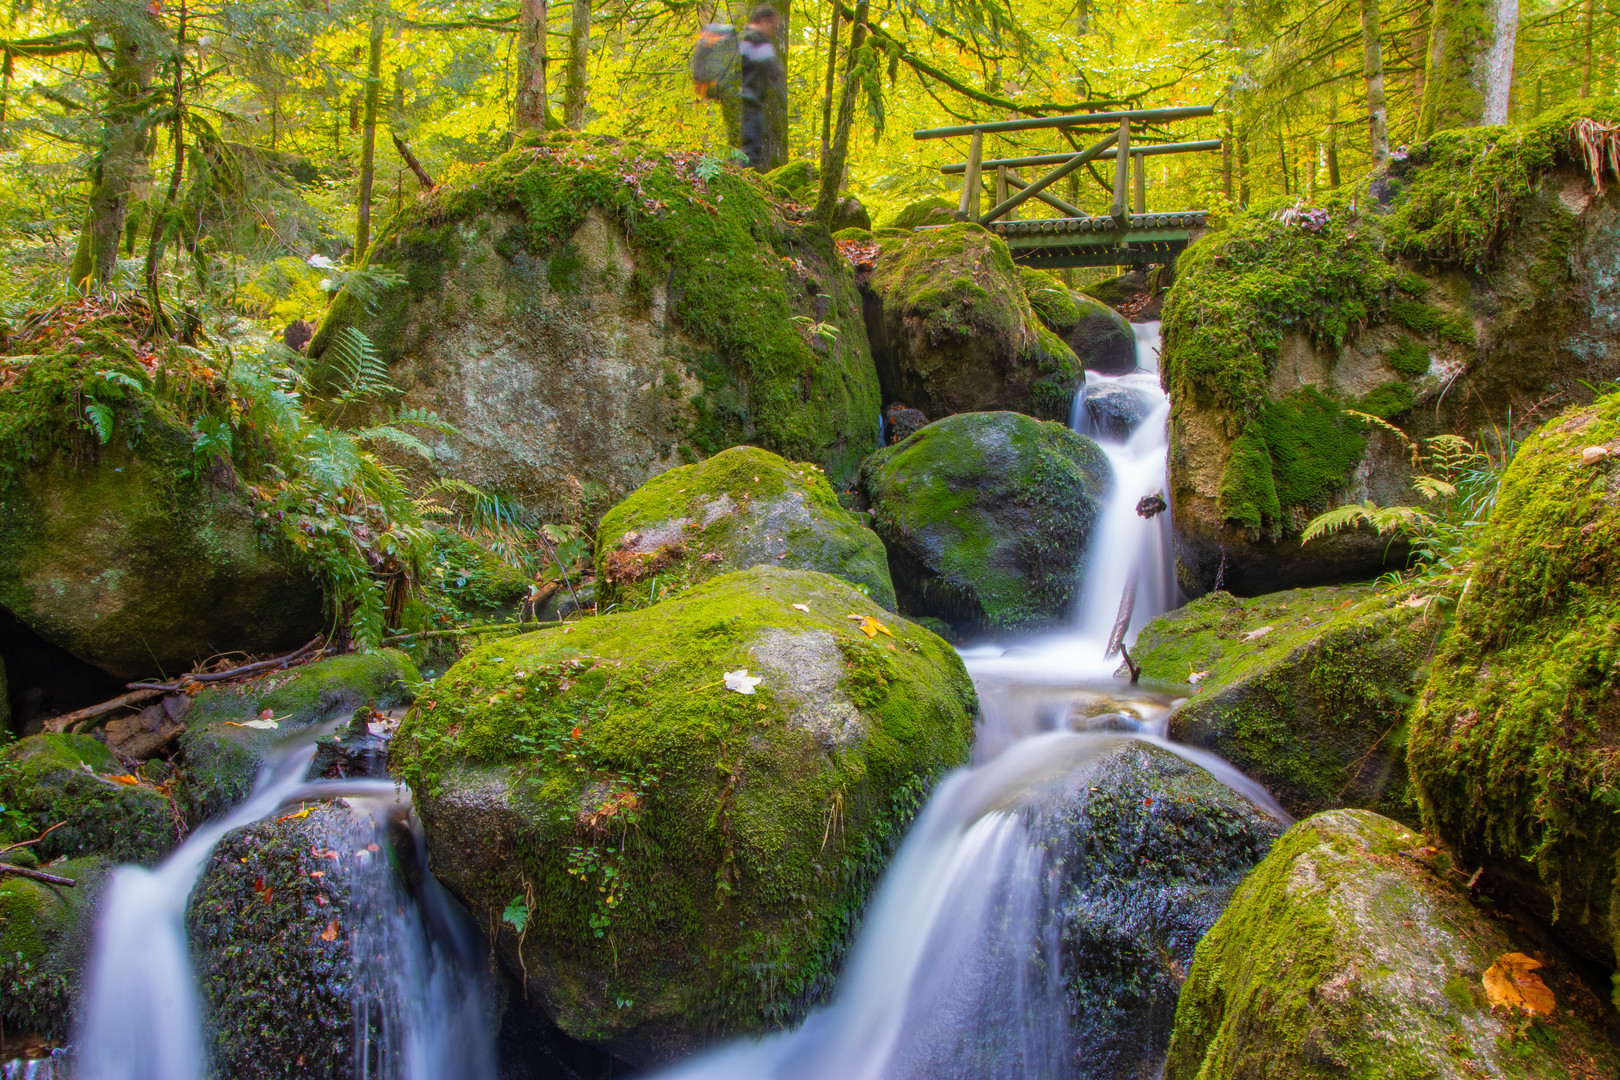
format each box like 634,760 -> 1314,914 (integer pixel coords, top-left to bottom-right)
1259,388 -> 1370,510
1386,338 -> 1432,377
1216,424 -> 1282,532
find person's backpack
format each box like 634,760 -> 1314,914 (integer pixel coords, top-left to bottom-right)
690,23 -> 739,101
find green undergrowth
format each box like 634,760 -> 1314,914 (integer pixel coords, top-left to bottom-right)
393,565 -> 976,1043
316,135 -> 877,476
1408,391 -> 1620,960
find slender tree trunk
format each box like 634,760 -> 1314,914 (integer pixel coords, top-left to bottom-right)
1278,129 -> 1290,195
70,9 -> 159,291
355,12 -> 384,259
563,0 -> 590,129
1361,0 -> 1390,165
144,0 -> 187,331
1482,0 -> 1517,123
515,0 -> 556,131
0,54 -> 11,146
1222,108 -> 1234,201
762,0 -> 790,169
814,0 -> 867,226
818,2 -> 840,161
1581,0 -> 1595,97
1418,0 -> 1489,137
1238,130 -> 1251,206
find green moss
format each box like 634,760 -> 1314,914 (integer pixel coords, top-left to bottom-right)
872,224 -> 1026,351
594,445 -> 894,610
0,854 -> 112,1038
860,411 -> 1111,632
1134,587 -> 1436,822
1020,268 -> 1083,330
1260,388 -> 1369,510
315,137 -> 880,483
0,735 -> 175,864
881,196 -> 957,230
1408,391 -> 1620,964
1386,337 -> 1432,377
392,565 -> 976,1048
832,227 -> 873,242
1216,425 -> 1282,532
1389,299 -> 1473,345
1355,381 -> 1416,419
1165,810 -> 1619,1079
763,160 -> 816,203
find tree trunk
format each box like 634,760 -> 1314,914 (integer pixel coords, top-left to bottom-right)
762,0 -> 790,169
355,12 -> 384,259
515,0 -> 556,132
1481,0 -> 1517,123
144,0 -> 187,332
70,20 -> 158,290
1581,0 -> 1595,97
1361,0 -> 1390,165
1222,106 -> 1234,201
814,0 -> 867,225
563,0 -> 590,129
1238,131 -> 1251,206
1277,128 -> 1290,195
1418,0 -> 1489,138
819,2 -> 840,160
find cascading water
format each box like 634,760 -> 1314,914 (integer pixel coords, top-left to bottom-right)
71,744 -> 495,1080
648,323 -> 1287,1080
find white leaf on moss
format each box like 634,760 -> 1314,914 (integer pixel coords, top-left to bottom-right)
723,669 -> 762,695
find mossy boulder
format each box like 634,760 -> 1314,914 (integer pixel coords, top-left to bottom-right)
176,650 -> 419,824
0,423 -> 322,680
187,802 -> 384,1080
311,136 -> 880,518
881,196 -> 957,230
1022,268 -> 1137,374
594,445 -> 894,610
0,734 -> 175,864
0,854 -> 113,1040
1134,586 -> 1439,823
1163,104 -> 1620,595
863,223 -> 1084,422
1408,391 -> 1620,971
1165,809 -> 1620,1080
391,565 -> 976,1065
1051,740 -> 1284,1079
858,411 -> 1112,634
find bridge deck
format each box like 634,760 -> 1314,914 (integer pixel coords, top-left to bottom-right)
987,212 -> 1207,268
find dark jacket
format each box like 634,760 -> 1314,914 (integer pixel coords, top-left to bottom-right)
738,27 -> 784,106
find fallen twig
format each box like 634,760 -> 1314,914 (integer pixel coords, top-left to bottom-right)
0,864 -> 76,887
42,689 -> 165,734
381,622 -> 547,646
0,821 -> 65,855
128,636 -> 326,693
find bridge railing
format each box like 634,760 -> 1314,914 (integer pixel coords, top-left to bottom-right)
912,106 -> 1219,230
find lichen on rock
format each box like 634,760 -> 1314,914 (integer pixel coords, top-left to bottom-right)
864,224 -> 1084,422
390,565 -> 976,1065
594,445 -> 894,611
859,411 -> 1112,634
1133,586 -> 1440,822
311,136 -> 881,516
1165,809 -> 1619,1079
1408,389 -> 1620,972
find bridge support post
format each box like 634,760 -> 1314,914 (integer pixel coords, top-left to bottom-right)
1110,119 -> 1131,230
1133,151 -> 1146,214
957,130 -> 984,222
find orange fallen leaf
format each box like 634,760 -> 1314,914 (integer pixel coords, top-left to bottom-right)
1483,952 -> 1556,1015
107,774 -> 141,785
858,616 -> 893,638
276,807 -> 312,824
319,919 -> 339,942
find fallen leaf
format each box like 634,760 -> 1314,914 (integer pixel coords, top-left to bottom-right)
1187,669 -> 1210,685
1483,952 -> 1556,1015
1241,625 -> 1273,642
723,669 -> 762,695
228,718 -> 279,730
792,603 -> 810,613
276,807 -> 312,824
107,774 -> 141,786
847,614 -> 893,638
319,919 -> 339,942
1581,445 -> 1610,465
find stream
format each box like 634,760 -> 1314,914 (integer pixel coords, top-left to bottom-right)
48,322 -> 1287,1080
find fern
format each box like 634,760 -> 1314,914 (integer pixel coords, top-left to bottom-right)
1300,500 -> 1433,543
326,327 -> 395,406
83,401 -> 114,443
357,424 -> 435,461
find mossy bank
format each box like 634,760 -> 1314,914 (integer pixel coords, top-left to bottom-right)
390,565 -> 976,1065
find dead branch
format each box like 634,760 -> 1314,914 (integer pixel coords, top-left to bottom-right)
42,689 -> 165,734
391,133 -> 436,189
0,864 -> 76,887
127,636 -> 325,693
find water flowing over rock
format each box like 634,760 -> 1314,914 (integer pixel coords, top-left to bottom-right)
594,445 -> 894,610
1162,113 -> 1620,595
861,224 -> 1084,422
1166,810 -> 1620,1079
310,139 -> 880,517
1134,586 -> 1437,823
391,565 -> 976,1066
859,411 -> 1112,634
1409,390 -> 1620,973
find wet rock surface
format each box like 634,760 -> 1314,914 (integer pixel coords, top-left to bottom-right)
0,734 -> 177,866
1081,382 -> 1149,441
860,411 -> 1112,634
0,854 -> 114,1041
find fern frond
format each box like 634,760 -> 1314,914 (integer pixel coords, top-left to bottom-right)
386,406 -> 459,437
328,327 -> 395,404
1411,476 -> 1457,501
1300,501 -> 1380,544
358,424 -> 435,461
1344,410 -> 1419,466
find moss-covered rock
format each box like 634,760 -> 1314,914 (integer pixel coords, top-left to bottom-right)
864,224 -> 1084,422
0,734 -> 175,864
0,417 -> 322,680
186,802 -> 376,1079
1163,103 -> 1620,595
1022,268 -> 1137,374
858,411 -> 1111,634
1051,740 -> 1284,1078
1134,587 -> 1439,823
391,565 -> 976,1065
176,651 -> 419,824
594,445 -> 894,610
1165,809 -> 1620,1080
1409,391 -> 1620,971
311,136 -> 880,516
881,197 -> 957,230
0,854 -> 113,1039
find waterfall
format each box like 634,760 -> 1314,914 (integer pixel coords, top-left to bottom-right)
71,747 -> 495,1080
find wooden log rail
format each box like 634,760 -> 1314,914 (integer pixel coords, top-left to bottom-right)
913,105 -> 1218,230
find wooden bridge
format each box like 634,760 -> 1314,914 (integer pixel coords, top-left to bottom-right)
912,106 -> 1219,268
